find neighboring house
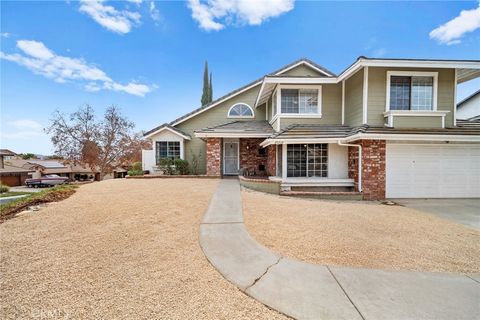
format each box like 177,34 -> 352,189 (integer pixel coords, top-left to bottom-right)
6,159 -> 99,181
456,89 -> 480,120
0,149 -> 33,186
142,57 -> 480,200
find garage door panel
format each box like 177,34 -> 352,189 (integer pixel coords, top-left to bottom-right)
386,144 -> 480,198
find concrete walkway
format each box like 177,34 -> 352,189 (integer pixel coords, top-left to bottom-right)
395,198 -> 480,230
199,179 -> 480,320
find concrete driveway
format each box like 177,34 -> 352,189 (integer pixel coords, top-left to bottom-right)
395,199 -> 480,230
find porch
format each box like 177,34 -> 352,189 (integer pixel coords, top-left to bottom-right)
204,137 -> 276,177
204,137 -> 356,190
198,121 -> 364,196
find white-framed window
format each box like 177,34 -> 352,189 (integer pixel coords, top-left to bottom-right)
227,103 -> 254,118
287,144 -> 328,177
386,71 -> 438,111
281,89 -> 319,114
156,141 -> 180,163
269,85 -> 322,124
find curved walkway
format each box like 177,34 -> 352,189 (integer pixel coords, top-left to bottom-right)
199,179 -> 480,320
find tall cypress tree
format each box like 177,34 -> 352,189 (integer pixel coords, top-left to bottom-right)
201,61 -> 209,106
208,72 -> 213,103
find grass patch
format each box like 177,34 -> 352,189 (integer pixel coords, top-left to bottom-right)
0,191 -> 33,198
0,185 -> 78,223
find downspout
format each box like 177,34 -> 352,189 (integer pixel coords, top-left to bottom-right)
338,140 -> 362,192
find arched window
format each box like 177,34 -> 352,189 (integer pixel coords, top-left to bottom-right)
228,103 -> 254,118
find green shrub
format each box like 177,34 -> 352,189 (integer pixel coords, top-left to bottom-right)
157,158 -> 189,175
0,184 -> 10,193
174,159 -> 189,175
190,150 -> 202,175
158,158 -> 175,175
131,161 -> 142,171
127,170 -> 144,176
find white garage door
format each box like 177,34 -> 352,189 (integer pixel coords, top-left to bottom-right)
386,144 -> 480,198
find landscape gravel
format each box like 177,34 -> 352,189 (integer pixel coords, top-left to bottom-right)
0,179 -> 286,319
242,189 -> 480,274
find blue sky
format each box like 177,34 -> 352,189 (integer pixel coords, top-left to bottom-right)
1,0 -> 479,154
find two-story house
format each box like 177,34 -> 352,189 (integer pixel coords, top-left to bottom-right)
142,57 -> 480,200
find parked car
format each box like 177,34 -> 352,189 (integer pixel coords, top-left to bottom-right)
25,174 -> 69,188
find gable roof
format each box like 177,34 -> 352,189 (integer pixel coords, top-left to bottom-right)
270,58 -> 336,77
149,56 -> 479,131
457,89 -> 480,108
143,123 -> 192,139
0,149 -> 17,156
0,164 -> 33,174
167,58 -> 335,127
338,56 -> 480,83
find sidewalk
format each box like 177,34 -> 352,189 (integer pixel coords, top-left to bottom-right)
199,179 -> 480,320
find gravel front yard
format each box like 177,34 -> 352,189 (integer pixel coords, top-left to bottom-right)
0,179 -> 285,319
243,189 -> 480,274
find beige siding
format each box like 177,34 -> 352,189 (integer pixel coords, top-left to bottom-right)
438,68 -> 455,127
271,118 -> 280,131
322,84 -> 342,123
257,103 -> 267,120
367,67 -> 456,127
279,118 -> 322,130
366,67 -> 385,125
279,64 -> 326,77
266,97 -> 273,121
392,116 -> 443,128
344,68 -> 364,126
175,84 -> 264,174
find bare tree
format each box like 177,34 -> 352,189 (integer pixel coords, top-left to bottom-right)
46,105 -> 145,178
119,132 -> 152,165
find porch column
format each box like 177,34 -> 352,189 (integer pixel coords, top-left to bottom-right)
266,145 -> 276,176
361,139 -> 386,200
282,143 -> 287,179
206,138 -> 222,176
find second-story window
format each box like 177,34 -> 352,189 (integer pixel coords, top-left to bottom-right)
281,89 -> 318,114
390,76 -> 434,111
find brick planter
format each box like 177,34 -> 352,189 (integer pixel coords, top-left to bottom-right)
239,176 -> 280,194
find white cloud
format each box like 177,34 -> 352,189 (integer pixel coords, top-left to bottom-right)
373,48 -> 387,57
1,32 -> 11,38
150,1 -> 161,23
430,2 -> 480,45
17,40 -> 55,60
187,0 -> 294,31
2,119 -> 44,140
79,0 -> 141,34
8,119 -> 43,131
1,40 -> 153,97
364,37 -> 388,58
127,0 -> 143,4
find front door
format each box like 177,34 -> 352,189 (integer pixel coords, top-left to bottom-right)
223,140 -> 239,175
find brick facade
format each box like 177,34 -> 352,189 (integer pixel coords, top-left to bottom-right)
239,138 -> 268,175
348,140 -> 386,200
266,145 -> 276,176
206,138 -> 222,176
348,146 -> 359,191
